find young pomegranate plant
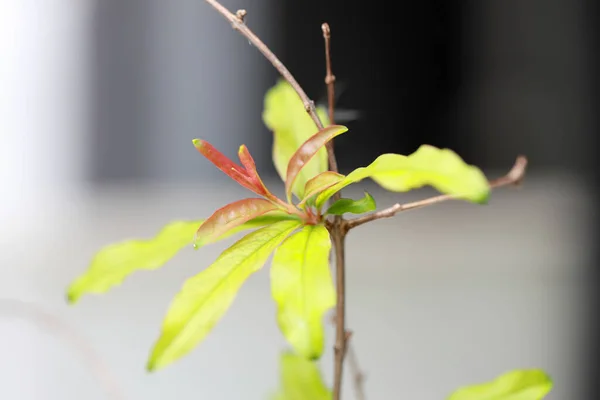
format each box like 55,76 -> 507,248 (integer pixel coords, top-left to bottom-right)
67,1 -> 553,399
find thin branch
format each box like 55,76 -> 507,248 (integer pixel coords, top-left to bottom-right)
203,0 -> 325,132
0,298 -> 125,400
330,314 -> 367,400
321,23 -> 340,177
345,155 -> 528,230
347,345 -> 367,400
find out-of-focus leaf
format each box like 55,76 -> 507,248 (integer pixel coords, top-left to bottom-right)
285,125 -> 348,202
67,213 -> 295,303
193,139 -> 271,198
147,220 -> 301,371
447,369 -> 553,400
299,171 -> 345,208
271,352 -> 331,400
262,80 -> 331,198
325,192 -> 376,216
194,198 -> 280,248
316,145 -> 490,208
271,225 -> 335,359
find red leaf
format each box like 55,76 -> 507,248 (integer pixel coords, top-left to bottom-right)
194,198 -> 280,247
285,125 -> 348,202
193,139 -> 267,197
238,145 -> 272,198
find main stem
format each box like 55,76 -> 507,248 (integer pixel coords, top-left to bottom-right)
332,228 -> 346,399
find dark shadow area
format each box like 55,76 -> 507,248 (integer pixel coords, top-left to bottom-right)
281,0 -> 593,175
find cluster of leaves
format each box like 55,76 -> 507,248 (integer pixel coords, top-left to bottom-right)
66,80 -> 551,399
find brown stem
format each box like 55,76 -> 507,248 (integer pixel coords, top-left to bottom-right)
321,23 -> 340,178
345,155 -> 528,230
203,1 -> 325,131
331,230 -> 347,400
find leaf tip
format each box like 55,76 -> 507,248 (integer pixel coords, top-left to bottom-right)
146,356 -> 160,372
65,281 -> 82,304
192,138 -> 203,148
477,191 -> 491,205
65,290 -> 79,305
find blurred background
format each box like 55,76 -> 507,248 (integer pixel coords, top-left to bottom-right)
1,0 -> 597,399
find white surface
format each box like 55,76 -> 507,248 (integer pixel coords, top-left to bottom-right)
0,174 -> 591,399
0,0 -> 92,225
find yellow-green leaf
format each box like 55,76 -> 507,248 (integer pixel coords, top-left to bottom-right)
147,220 -> 302,371
447,369 -> 553,400
299,171 -> 345,208
325,192 -> 376,216
262,80 -> 330,198
316,145 -> 490,208
271,352 -> 331,400
271,224 -> 335,360
67,213 -> 297,304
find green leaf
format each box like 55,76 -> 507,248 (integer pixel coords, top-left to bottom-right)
447,369 -> 553,400
271,352 -> 331,400
262,80 -> 331,198
284,125 -> 348,202
194,198 -> 281,248
271,225 -> 335,360
325,192 -> 376,216
67,213 -> 296,304
147,220 -> 302,371
315,145 -> 490,208
298,171 -> 345,208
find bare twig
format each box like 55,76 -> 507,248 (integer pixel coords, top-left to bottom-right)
203,0 -> 325,132
330,315 -> 367,400
321,23 -> 339,177
0,298 -> 125,400
345,155 -> 528,230
347,345 -> 366,400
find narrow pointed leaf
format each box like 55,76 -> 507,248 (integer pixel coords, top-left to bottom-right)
285,125 -> 348,202
325,192 -> 376,216
238,144 -> 275,199
298,171 -> 345,207
67,213 -> 295,303
193,139 -> 268,197
447,369 -> 553,400
316,145 -> 490,208
147,220 -> 301,371
271,352 -> 331,400
262,80 -> 331,198
271,225 -> 335,360
194,198 -> 280,248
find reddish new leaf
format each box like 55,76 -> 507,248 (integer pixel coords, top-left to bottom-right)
194,198 -> 280,248
238,145 -> 274,199
284,125 -> 348,202
193,139 -> 267,197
